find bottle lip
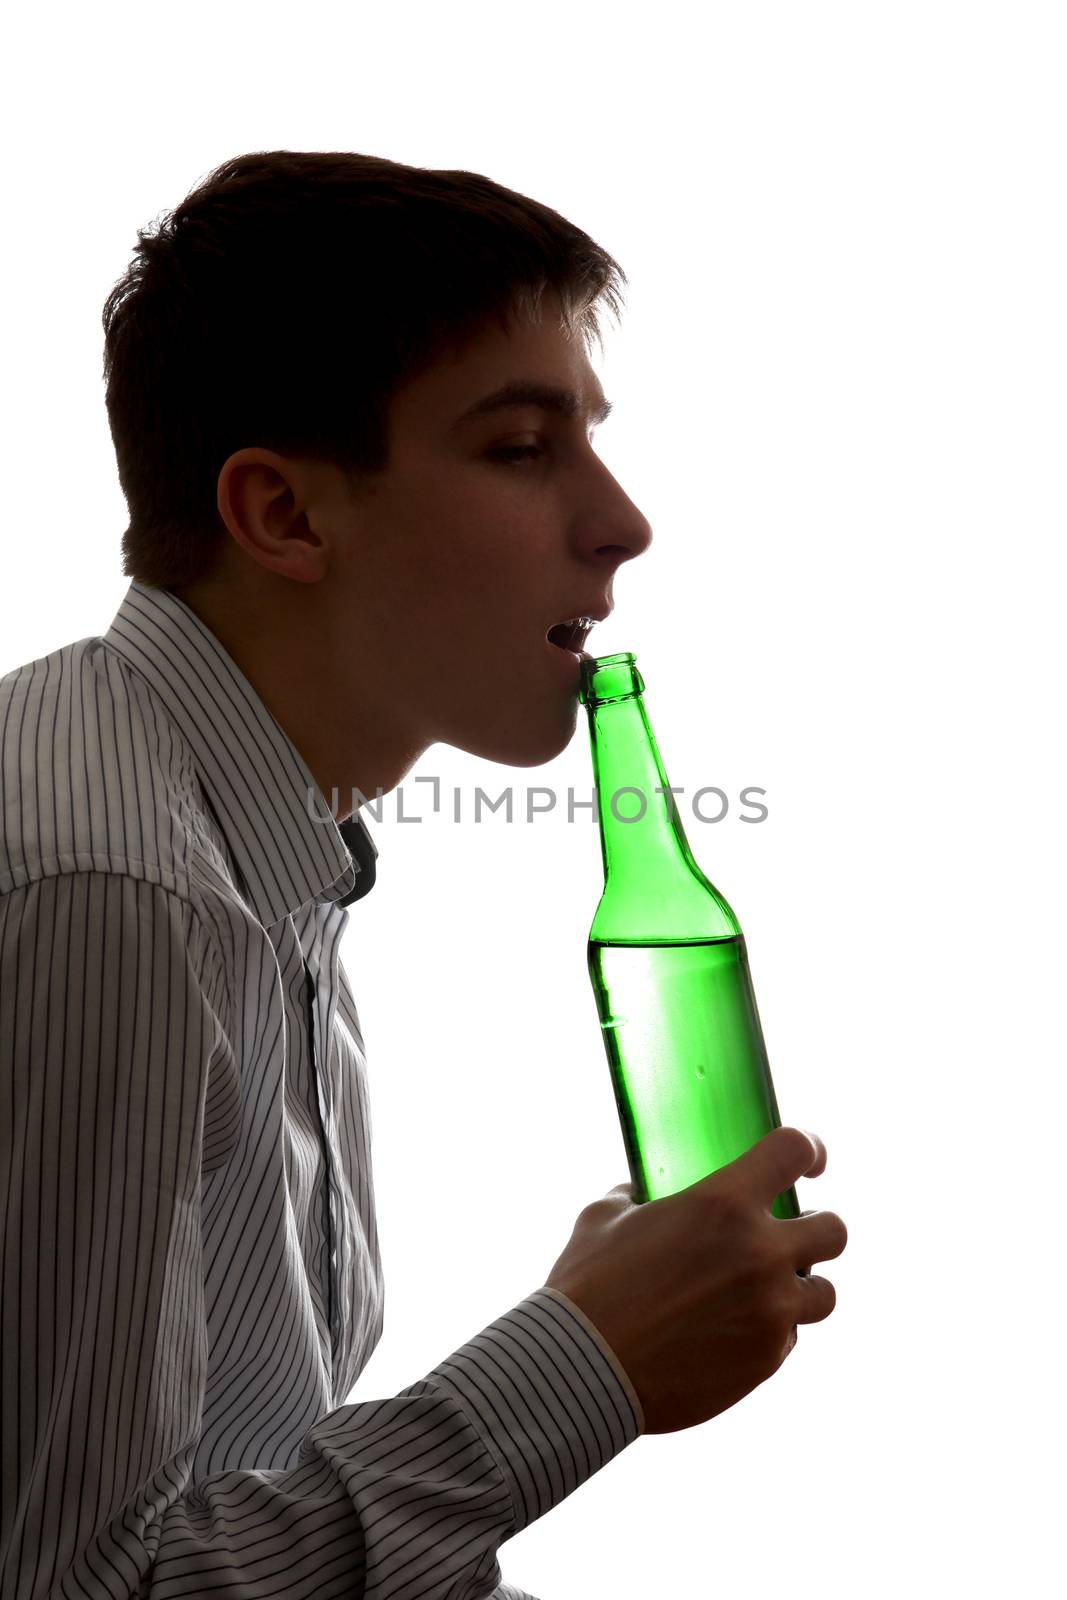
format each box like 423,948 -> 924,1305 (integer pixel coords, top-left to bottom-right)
579,651 -> 644,706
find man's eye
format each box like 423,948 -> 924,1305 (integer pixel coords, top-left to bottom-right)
489,444 -> 547,466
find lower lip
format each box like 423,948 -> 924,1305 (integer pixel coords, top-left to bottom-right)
545,637 -> 594,673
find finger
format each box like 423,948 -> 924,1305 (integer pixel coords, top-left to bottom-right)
799,1133 -> 827,1179
777,1209 -> 848,1266
792,1272 -> 837,1324
726,1126 -> 826,1205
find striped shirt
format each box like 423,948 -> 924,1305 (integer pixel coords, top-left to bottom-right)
0,579 -> 643,1600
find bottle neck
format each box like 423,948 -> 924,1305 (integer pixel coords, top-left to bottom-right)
581,654 -> 740,943
587,693 -> 689,882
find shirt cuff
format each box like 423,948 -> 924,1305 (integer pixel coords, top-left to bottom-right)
536,1285 -> 646,1435
424,1286 -> 643,1535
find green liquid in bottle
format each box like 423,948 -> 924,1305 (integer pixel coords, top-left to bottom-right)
589,934 -> 800,1214
579,652 -> 801,1221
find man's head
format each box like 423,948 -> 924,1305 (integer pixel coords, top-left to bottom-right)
102,151 -> 652,802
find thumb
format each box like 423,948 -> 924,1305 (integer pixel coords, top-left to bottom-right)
729,1126 -> 826,1203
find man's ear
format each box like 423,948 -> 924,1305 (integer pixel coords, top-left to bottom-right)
215,448 -> 328,584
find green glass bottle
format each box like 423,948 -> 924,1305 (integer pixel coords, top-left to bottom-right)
579,651 -> 801,1221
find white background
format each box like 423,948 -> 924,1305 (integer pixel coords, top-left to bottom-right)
3,3 -> 1063,1594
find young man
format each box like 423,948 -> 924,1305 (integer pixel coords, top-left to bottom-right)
0,152 -> 846,1599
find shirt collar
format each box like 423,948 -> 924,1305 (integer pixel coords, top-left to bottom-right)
101,580 -> 374,926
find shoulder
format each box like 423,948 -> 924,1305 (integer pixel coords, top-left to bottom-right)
0,634 -> 201,906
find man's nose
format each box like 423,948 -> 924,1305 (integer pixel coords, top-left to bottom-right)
617,502 -> 653,563
583,470 -> 654,566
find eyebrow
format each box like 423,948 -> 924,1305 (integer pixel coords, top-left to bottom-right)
449,379 -> 614,431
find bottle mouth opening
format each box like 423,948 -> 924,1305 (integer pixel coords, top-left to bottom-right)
579,652 -> 645,706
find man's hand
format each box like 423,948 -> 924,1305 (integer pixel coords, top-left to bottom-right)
543,1126 -> 847,1435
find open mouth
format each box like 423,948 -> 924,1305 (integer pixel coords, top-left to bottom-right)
546,616 -> 596,659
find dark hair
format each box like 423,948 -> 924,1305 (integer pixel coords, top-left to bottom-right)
101,149 -> 628,591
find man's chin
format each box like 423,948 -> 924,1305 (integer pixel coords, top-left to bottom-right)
448,703 -> 580,769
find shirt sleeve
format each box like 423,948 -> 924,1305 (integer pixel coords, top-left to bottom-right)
0,872 -> 641,1600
